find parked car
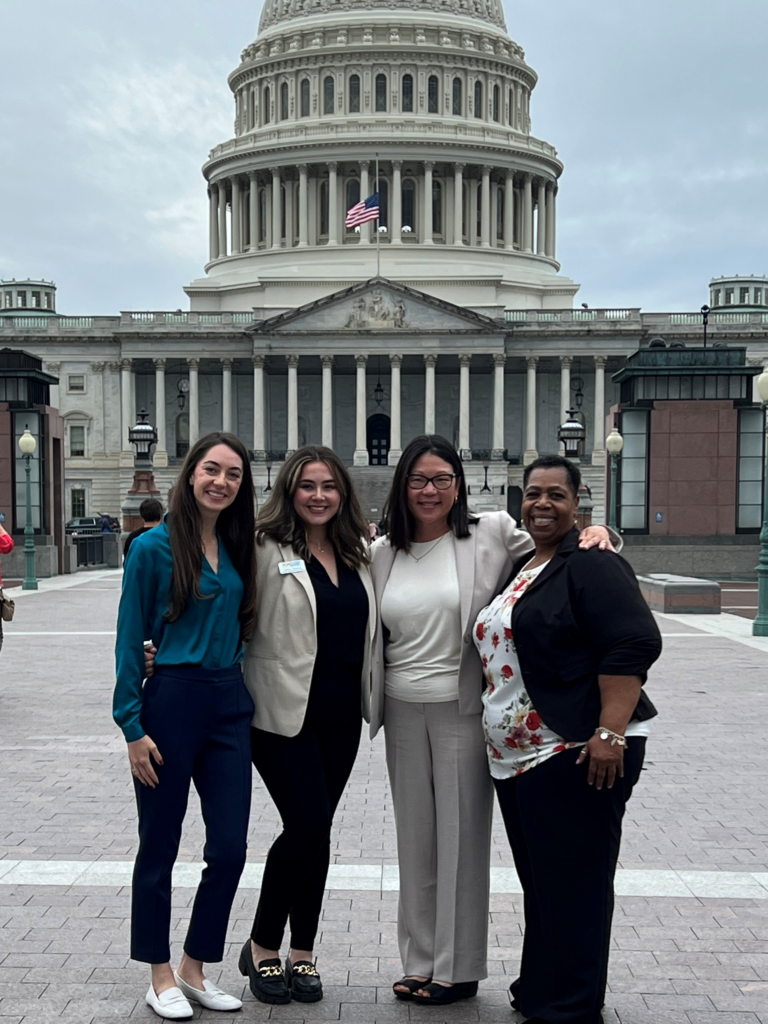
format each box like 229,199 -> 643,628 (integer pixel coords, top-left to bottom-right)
65,517 -> 102,536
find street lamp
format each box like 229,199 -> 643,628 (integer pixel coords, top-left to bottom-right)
128,410 -> 158,468
557,409 -> 586,462
753,368 -> 768,637
606,426 -> 624,532
701,304 -> 710,348
18,426 -> 38,591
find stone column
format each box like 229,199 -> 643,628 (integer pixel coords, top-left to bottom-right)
391,160 -> 402,244
359,161 -> 370,244
492,353 -> 506,457
265,182 -> 273,248
120,358 -> 133,452
480,166 -> 491,247
523,174 -> 533,253
328,162 -> 338,245
209,187 -> 219,261
459,354 -> 472,459
271,167 -> 281,248
218,182 -> 228,257
453,163 -> 465,245
524,355 -> 538,462
232,176 -> 242,254
221,358 -> 233,433
424,354 -> 437,434
286,355 -> 299,454
298,164 -> 309,247
353,355 -> 369,465
592,355 -> 607,464
253,355 -> 266,456
504,171 -> 515,249
188,358 -> 200,445
389,354 -> 402,465
249,172 -> 259,250
321,355 -> 334,447
537,180 -> 547,256
153,358 -> 168,467
423,161 -> 434,244
545,183 -> 555,258
559,355 -> 572,453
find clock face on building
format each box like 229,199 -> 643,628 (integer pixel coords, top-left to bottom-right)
178,379 -> 190,393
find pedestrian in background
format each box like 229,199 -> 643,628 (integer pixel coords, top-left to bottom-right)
113,431 -> 257,1021
0,518 -> 14,653
123,498 -> 164,561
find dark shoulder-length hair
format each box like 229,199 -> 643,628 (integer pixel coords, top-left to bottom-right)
255,446 -> 370,570
383,434 -> 478,553
166,432 -> 257,639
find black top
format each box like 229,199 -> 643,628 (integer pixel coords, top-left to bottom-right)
501,528 -> 662,742
305,555 -> 368,725
123,525 -> 153,561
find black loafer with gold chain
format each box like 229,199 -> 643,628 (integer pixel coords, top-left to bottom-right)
285,956 -> 323,1002
238,940 -> 291,1004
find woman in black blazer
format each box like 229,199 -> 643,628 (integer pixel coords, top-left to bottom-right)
473,454 -> 662,1024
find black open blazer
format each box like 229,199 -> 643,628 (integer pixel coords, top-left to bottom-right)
500,527 -> 662,742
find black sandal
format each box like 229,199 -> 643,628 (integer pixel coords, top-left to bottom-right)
238,941 -> 291,1004
286,956 -> 323,1003
410,980 -> 479,1005
393,977 -> 432,1000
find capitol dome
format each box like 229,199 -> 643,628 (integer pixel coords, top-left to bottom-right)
185,0 -> 579,315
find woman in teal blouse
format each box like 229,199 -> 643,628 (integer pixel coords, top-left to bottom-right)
114,432 -> 257,1021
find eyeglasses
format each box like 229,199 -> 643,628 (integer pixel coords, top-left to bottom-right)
406,473 -> 457,491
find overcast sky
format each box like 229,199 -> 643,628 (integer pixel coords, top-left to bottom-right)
1,0 -> 766,314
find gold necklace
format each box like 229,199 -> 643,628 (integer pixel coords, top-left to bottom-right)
310,539 -> 328,554
408,532 -> 449,562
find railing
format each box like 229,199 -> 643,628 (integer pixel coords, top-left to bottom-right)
74,534 -> 105,567
6,316 -> 50,328
715,312 -> 751,324
59,317 -> 94,328
232,313 -> 254,323
504,310 -> 528,322
669,313 -> 700,325
604,309 -> 632,320
572,309 -> 597,321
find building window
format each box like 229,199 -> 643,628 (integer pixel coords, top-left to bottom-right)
432,179 -> 442,235
300,78 -> 310,117
428,75 -> 439,114
474,80 -> 483,119
755,288 -> 763,305
17,291 -> 26,307
31,291 -> 41,308
713,289 -> 721,306
70,425 -> 86,458
68,374 -> 85,393
402,178 -> 416,233
377,178 -> 389,229
737,407 -> 764,530
496,186 -> 504,240
319,181 -> 329,235
71,488 -> 86,519
280,185 -> 287,239
346,179 -> 360,230
461,181 -> 467,238
725,288 -> 734,304
263,85 -> 271,124
618,409 -> 649,531
259,188 -> 267,241
476,181 -> 482,238
452,77 -> 462,115
492,84 -> 500,122
349,73 -> 361,112
375,73 -> 387,112
280,82 -> 289,120
323,75 -> 334,114
402,73 -> 413,112
176,413 -> 189,458
508,86 -> 513,125
4,292 -> 11,307
740,287 -> 750,304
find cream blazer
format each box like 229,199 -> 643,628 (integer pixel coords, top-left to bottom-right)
243,536 -> 377,737
369,511 -> 535,739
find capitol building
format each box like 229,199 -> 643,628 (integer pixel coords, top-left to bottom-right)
1,0 -> 767,533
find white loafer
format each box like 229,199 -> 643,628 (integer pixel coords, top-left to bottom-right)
174,972 -> 243,1011
145,984 -> 193,1020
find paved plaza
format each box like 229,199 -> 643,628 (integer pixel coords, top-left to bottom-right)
0,571 -> 768,1024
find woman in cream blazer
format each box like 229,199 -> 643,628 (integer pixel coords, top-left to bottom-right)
239,447 -> 376,1008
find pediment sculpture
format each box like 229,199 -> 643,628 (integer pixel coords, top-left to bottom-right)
344,291 -> 408,329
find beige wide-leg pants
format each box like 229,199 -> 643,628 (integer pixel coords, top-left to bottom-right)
383,697 -> 493,984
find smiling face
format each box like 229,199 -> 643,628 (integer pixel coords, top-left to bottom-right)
293,461 -> 342,530
522,466 -> 579,551
189,443 -> 244,519
406,453 -> 460,534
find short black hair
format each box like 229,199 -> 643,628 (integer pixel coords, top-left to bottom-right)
523,455 -> 581,497
139,497 -> 164,522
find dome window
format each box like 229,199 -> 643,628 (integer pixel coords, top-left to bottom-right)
375,73 -> 387,112
300,79 -> 310,117
492,84 -> 500,122
474,80 -> 483,119
432,179 -> 442,235
324,75 -> 335,114
402,74 -> 413,113
428,75 -> 439,114
452,77 -> 462,115
402,178 -> 416,237
263,85 -> 271,124
349,74 -> 361,113
496,186 -> 504,240
319,181 -> 329,236
280,82 -> 289,120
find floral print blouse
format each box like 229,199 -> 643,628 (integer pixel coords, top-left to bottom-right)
474,561 -> 583,779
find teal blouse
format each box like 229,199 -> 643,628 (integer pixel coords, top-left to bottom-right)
113,521 -> 245,742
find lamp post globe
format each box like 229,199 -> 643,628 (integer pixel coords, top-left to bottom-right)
753,369 -> 768,637
606,427 -> 624,532
18,426 -> 38,591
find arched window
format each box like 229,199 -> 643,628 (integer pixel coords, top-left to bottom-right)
280,185 -> 287,240
402,74 -> 413,112
474,80 -> 483,119
496,186 -> 504,240
346,178 -> 360,229
378,178 -> 389,229
375,73 -> 387,112
280,82 -> 289,120
319,181 -> 329,236
492,83 -> 500,122
263,85 -> 271,124
259,189 -> 267,242
452,77 -> 462,115
402,178 -> 416,233
476,181 -> 482,237
300,78 -> 310,117
248,89 -> 256,129
508,86 -> 513,126
428,75 -> 439,114
323,75 -> 334,114
432,179 -> 442,235
349,73 -> 361,112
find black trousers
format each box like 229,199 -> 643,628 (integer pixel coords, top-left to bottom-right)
494,739 -> 646,1024
250,712 -> 362,951
131,665 -> 254,964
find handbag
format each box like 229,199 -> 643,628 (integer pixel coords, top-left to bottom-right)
0,591 -> 14,622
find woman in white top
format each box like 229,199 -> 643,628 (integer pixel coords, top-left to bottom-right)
369,435 -> 614,1007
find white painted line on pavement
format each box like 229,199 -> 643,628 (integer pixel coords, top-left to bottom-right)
655,612 -> 768,654
6,569 -> 123,599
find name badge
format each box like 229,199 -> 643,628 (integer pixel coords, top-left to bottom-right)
279,559 -> 307,575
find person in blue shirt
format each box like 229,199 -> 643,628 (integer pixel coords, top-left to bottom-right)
114,431 -> 257,1021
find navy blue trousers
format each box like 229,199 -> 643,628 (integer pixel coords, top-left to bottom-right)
131,665 -> 254,964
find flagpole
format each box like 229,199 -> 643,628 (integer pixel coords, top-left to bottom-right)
375,151 -> 380,277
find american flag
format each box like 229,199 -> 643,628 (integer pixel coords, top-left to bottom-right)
345,193 -> 380,228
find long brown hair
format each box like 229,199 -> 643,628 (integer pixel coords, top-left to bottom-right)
166,432 -> 257,639
383,434 -> 477,553
256,446 -> 369,569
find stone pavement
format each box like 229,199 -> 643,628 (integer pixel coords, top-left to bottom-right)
0,571 -> 767,1024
